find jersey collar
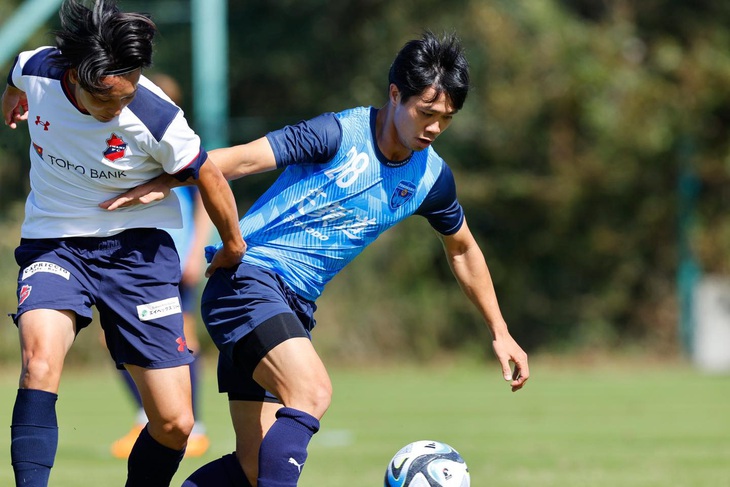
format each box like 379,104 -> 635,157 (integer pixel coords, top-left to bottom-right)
61,70 -> 91,115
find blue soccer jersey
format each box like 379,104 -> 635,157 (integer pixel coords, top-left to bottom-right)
207,106 -> 464,302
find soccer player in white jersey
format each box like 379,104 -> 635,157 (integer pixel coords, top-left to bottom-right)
1,1 -> 244,486
109,74 -> 212,461
107,32 -> 529,487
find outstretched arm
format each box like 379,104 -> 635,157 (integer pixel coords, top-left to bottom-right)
2,85 -> 28,129
101,112 -> 340,209
207,136 -> 278,180
99,137 -> 279,210
99,158 -> 244,276
440,218 -> 529,392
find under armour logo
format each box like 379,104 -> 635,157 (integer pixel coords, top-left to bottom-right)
288,457 -> 304,473
176,337 -> 187,352
35,116 -> 50,131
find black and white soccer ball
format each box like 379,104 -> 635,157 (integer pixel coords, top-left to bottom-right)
384,440 -> 470,487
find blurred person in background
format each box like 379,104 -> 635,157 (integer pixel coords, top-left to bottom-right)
1,1 -> 243,485
106,31 -> 529,487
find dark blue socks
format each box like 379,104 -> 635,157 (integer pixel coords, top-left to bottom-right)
258,407 -> 320,487
182,452 -> 251,487
182,407 -> 320,487
11,389 -> 58,487
125,425 -> 185,487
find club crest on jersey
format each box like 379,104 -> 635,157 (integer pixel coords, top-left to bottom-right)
19,285 -> 32,306
390,180 -> 416,209
103,133 -> 127,162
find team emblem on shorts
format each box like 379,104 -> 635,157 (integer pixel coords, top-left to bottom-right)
104,133 -> 128,162
18,285 -> 32,306
390,180 -> 416,209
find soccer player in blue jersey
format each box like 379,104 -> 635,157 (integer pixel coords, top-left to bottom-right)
1,1 -> 243,486
107,31 -> 530,487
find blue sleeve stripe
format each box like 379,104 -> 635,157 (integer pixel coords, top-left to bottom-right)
266,112 -> 342,168
127,85 -> 180,142
21,48 -> 64,81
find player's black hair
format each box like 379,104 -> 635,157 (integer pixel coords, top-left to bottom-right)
388,31 -> 470,110
53,0 -> 156,94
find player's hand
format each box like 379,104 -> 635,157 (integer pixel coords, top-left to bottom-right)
2,85 -> 29,129
492,334 -> 529,392
205,243 -> 246,277
99,174 -> 175,210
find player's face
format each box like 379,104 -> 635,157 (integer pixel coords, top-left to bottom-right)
393,85 -> 457,152
72,69 -> 141,123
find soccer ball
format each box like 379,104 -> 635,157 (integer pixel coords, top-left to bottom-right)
384,440 -> 470,487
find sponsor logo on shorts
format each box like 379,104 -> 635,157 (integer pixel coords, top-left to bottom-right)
22,261 -> 71,281
176,337 -> 187,352
19,285 -> 32,306
136,297 -> 182,321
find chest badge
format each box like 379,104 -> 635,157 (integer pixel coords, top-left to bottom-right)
390,180 -> 416,209
103,133 -> 128,162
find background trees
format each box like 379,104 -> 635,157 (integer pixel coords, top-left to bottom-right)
2,0 -> 729,362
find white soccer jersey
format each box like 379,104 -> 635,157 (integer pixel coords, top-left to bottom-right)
8,46 -> 207,238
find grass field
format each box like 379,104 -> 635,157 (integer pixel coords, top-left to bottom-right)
0,356 -> 728,486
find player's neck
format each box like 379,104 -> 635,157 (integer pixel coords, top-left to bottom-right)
374,105 -> 412,162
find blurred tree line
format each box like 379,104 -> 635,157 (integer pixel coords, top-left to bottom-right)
2,0 -> 730,363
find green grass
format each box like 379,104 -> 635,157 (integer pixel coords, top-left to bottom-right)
0,357 -> 728,486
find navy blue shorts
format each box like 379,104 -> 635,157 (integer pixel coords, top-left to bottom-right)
201,262 -> 316,402
13,228 -> 193,370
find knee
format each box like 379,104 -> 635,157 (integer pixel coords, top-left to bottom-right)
149,411 -> 195,449
170,412 -> 195,441
20,354 -> 59,390
302,376 -> 333,420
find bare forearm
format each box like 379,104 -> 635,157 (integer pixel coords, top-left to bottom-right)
447,234 -> 530,390
450,248 -> 508,338
208,137 -> 277,181
442,220 -> 529,390
195,162 -> 243,252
